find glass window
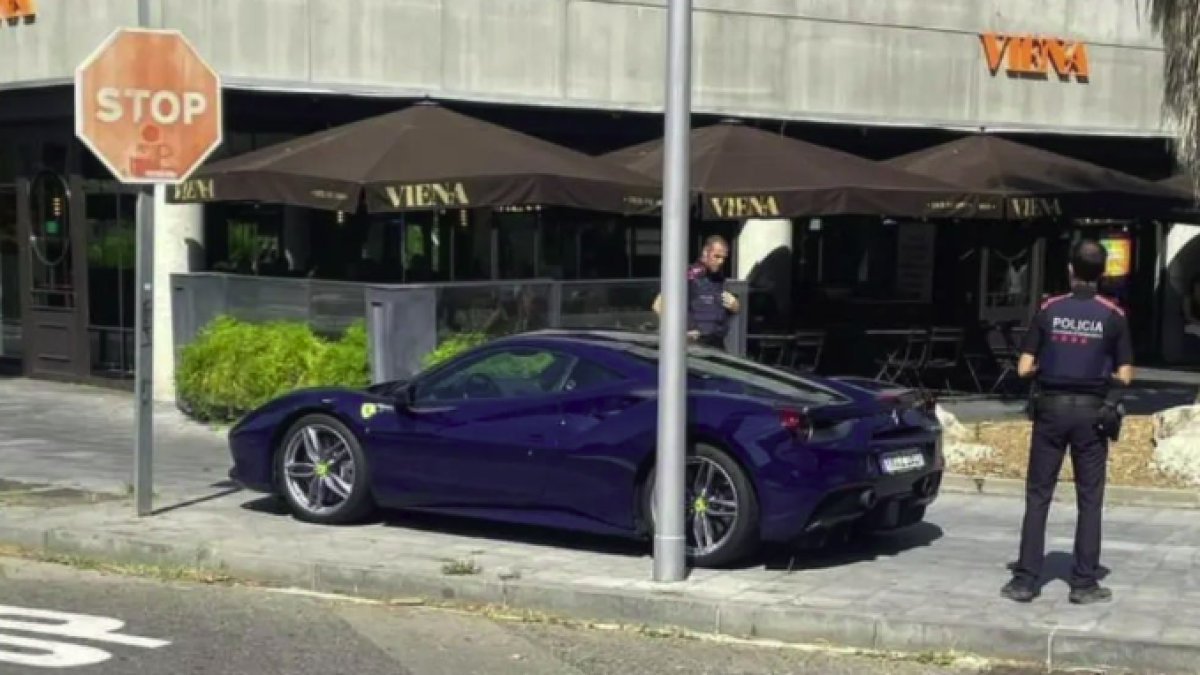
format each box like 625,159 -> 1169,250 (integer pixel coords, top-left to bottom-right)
0,185 -> 20,359
497,211 -> 538,279
29,171 -> 73,310
562,358 -> 625,392
413,347 -> 575,402
86,192 -> 138,380
808,217 -> 899,300
622,342 -> 839,405
452,210 -> 492,281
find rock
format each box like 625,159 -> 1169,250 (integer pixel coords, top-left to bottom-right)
934,405 -> 997,467
943,442 -> 996,466
1152,405 -> 1200,443
935,405 -> 976,443
1151,431 -> 1200,486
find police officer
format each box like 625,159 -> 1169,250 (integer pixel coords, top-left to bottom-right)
1001,239 -> 1134,606
653,235 -> 740,349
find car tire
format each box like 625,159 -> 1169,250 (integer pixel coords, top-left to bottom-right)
641,443 -> 761,568
274,413 -> 374,525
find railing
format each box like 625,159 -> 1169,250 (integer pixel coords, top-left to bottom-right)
171,273 -> 750,383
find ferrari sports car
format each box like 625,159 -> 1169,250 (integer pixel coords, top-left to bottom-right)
227,329 -> 944,567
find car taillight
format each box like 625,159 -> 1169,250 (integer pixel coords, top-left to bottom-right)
918,394 -> 938,416
779,408 -> 812,440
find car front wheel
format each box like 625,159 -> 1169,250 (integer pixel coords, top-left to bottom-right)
642,443 -> 761,568
275,413 -> 374,525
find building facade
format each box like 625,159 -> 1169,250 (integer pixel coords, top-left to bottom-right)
0,0 -> 1192,398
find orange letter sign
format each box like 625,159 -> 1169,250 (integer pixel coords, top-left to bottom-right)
0,0 -> 36,20
980,33 -> 1089,81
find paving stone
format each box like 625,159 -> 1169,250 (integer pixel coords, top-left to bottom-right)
4,377 -> 1200,673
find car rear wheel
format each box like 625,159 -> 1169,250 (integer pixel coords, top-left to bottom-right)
642,443 -> 760,568
275,413 -> 374,525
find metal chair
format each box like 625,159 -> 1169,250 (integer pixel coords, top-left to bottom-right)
869,329 -> 929,385
748,333 -> 792,367
920,327 -> 965,394
987,323 -> 1028,396
786,329 -> 827,373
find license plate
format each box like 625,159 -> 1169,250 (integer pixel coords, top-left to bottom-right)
881,450 -> 926,474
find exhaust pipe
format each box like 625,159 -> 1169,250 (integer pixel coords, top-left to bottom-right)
914,476 -> 937,498
859,489 -> 877,509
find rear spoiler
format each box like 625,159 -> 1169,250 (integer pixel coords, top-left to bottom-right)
826,376 -> 938,414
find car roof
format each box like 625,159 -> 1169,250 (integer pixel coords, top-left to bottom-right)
490,328 -> 735,359
494,329 -> 664,352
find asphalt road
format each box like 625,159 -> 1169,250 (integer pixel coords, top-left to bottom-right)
0,557 -> 1054,675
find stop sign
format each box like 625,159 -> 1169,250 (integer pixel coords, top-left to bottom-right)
75,28 -> 223,184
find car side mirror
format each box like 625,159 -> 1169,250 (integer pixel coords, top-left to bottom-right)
394,384 -> 414,411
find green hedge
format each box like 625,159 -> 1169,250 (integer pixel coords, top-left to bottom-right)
176,316 -> 369,423
177,317 -> 516,423
421,331 -> 488,369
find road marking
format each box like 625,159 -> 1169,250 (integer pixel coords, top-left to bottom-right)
0,605 -> 169,668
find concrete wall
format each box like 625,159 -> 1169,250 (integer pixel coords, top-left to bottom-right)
0,0 -> 1169,136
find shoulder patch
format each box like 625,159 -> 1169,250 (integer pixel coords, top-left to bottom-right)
1095,295 -> 1126,317
687,264 -> 704,280
1039,293 -> 1069,311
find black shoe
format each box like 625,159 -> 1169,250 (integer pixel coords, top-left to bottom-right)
1001,578 -> 1039,603
1069,585 -> 1112,605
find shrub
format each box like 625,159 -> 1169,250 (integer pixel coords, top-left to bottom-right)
421,331 -> 488,369
176,316 -> 368,423
311,320 -> 370,388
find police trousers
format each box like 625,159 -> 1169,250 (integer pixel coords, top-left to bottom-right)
1013,395 -> 1109,589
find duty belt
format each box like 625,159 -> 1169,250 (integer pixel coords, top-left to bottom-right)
1038,392 -> 1105,409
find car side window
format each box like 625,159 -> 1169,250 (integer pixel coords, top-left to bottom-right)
561,358 -> 625,393
413,348 -> 575,402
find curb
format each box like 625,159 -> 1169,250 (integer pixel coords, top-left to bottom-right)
941,473 -> 1200,510
3,522 -> 1200,674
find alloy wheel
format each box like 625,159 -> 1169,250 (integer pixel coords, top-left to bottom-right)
651,456 -> 741,558
282,423 -> 356,516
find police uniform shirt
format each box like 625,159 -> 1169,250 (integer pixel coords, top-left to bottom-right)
687,262 -> 728,340
1020,285 -> 1134,397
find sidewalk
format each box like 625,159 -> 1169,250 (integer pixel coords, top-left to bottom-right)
2,378 -> 1200,673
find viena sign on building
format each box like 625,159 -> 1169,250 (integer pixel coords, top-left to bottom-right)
980,33 -> 1091,82
0,0 -> 36,21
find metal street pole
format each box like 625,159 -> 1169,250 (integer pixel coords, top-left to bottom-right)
134,0 -> 156,517
134,190 -> 155,517
654,0 -> 692,583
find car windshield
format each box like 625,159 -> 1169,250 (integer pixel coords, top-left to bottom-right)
619,342 -> 840,405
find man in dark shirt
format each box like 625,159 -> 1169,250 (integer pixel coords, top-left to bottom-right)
653,235 -> 740,350
1001,239 -> 1134,605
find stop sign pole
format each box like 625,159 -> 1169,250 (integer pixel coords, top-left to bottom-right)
134,0 -> 153,518
75,16 -> 223,517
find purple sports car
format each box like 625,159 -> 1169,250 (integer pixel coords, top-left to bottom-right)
227,329 -> 944,567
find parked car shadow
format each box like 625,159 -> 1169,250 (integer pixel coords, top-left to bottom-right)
238,494 -> 945,571
379,510 -> 649,559
762,522 -> 945,571
237,497 -> 648,557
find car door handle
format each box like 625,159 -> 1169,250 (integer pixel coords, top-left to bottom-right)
593,396 -> 640,418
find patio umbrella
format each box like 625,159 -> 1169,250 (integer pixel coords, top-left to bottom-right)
1159,173 -> 1200,223
600,120 -> 994,220
884,135 -> 1191,220
167,102 -> 661,215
